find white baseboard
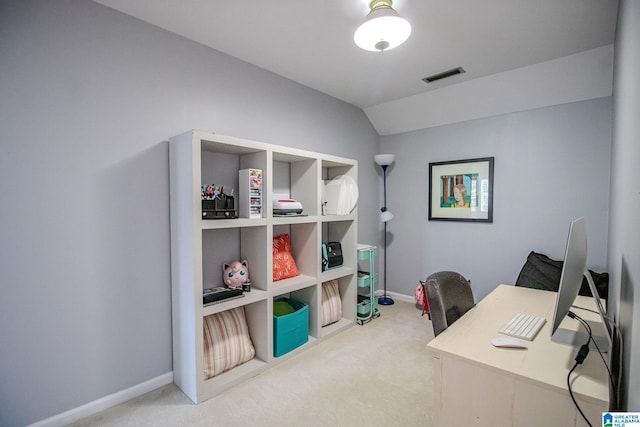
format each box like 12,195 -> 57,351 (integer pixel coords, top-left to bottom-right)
374,290 -> 414,304
385,291 -> 415,304
27,293 -> 416,426
28,372 -> 173,427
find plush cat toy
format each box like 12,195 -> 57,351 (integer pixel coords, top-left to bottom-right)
222,260 -> 250,289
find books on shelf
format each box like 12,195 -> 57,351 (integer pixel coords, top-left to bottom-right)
239,168 -> 262,219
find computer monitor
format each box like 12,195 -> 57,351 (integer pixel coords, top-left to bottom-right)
550,217 -> 612,352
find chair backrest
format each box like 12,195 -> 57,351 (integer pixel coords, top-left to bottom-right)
425,271 -> 475,337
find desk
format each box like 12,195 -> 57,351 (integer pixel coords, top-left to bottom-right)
426,285 -> 608,427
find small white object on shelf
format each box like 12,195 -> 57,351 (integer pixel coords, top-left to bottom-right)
272,198 -> 304,215
323,174 -> 358,215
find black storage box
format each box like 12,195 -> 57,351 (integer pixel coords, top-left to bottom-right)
202,196 -> 236,219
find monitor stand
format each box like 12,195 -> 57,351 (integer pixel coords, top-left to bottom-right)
551,270 -> 612,353
552,320 -> 610,352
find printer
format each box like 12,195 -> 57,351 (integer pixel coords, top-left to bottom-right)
273,198 -> 304,215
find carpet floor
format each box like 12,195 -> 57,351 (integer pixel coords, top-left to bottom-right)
70,301 -> 435,427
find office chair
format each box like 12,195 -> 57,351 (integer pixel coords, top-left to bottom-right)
425,271 -> 475,337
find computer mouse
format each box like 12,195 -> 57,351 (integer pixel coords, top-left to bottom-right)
491,336 -> 528,349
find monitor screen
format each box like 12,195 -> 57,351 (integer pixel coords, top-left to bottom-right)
550,217 -> 611,351
550,217 -> 588,336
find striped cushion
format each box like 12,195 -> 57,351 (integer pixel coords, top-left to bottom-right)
321,280 -> 342,326
203,307 -> 255,379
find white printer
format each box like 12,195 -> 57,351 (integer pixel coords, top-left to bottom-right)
273,197 -> 304,215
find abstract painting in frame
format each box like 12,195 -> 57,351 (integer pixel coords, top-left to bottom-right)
428,157 -> 494,222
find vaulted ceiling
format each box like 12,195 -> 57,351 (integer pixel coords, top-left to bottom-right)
95,0 -> 619,134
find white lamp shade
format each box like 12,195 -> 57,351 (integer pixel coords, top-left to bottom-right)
381,210 -> 394,222
374,154 -> 395,167
354,6 -> 411,52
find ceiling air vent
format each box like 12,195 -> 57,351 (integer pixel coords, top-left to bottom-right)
422,67 -> 465,83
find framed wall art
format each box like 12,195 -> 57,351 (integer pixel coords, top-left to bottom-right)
428,157 -> 494,223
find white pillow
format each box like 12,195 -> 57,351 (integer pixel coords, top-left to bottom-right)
203,306 -> 255,379
321,280 -> 342,326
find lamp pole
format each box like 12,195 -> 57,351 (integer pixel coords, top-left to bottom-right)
379,163 -> 394,305
381,164 -> 389,214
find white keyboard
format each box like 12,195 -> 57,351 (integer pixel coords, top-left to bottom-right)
498,313 -> 546,341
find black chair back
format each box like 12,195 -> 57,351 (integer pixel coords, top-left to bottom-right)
425,271 -> 475,337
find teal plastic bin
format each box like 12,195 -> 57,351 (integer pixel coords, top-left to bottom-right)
273,298 -> 309,357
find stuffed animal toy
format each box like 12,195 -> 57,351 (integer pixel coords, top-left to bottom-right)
222,260 -> 250,288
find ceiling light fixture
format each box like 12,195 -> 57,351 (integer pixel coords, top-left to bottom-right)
354,0 -> 412,52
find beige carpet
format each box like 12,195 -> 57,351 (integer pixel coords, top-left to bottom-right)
70,301 -> 435,427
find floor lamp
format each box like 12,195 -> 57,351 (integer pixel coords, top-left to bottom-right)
375,154 -> 395,305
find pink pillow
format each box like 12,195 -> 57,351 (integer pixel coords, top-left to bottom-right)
273,234 -> 300,281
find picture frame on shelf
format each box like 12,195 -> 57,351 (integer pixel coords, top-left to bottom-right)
428,157 -> 494,223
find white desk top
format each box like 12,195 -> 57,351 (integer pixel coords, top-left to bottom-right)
426,284 -> 608,405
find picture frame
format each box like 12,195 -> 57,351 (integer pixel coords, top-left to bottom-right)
428,157 -> 494,223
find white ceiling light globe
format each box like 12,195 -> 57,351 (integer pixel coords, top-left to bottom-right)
354,5 -> 411,52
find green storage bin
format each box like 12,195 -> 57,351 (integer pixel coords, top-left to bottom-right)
273,298 -> 309,357
357,294 -> 378,317
357,246 -> 377,260
357,270 -> 373,287
357,299 -> 370,315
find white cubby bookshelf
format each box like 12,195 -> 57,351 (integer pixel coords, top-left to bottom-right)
169,130 -> 357,403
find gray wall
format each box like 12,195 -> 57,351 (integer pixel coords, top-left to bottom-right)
0,1 -> 379,426
609,0 -> 640,409
380,98 -> 612,301
2,0 -> 637,423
